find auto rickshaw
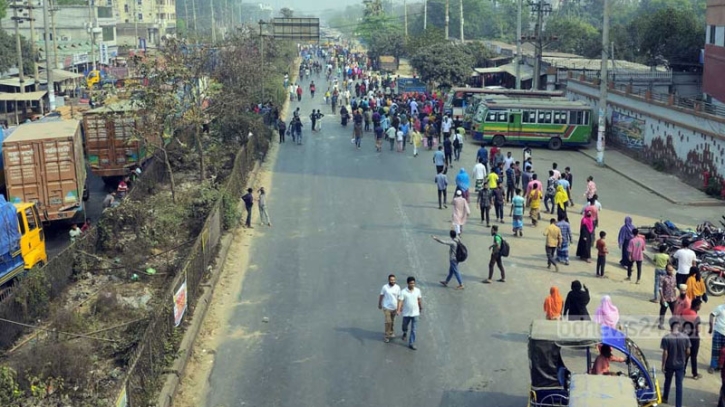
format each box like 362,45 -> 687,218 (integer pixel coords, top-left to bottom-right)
527,320 -> 661,407
568,374 -> 639,407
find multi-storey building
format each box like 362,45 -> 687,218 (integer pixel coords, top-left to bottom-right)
114,0 -> 176,48
704,0 -> 725,106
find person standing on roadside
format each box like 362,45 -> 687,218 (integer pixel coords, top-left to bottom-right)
595,231 -> 608,277
397,276 -> 422,350
660,318 -> 690,407
681,298 -> 703,379
277,117 -> 287,143
543,218 -> 562,272
543,286 -> 563,320
432,231 -> 464,290
493,182 -> 505,224
378,274 -> 401,343
626,228 -> 646,283
483,225 -> 506,284
674,242 -> 697,286
477,183 -> 493,227
659,264 -> 678,329
652,244 -> 671,302
618,216 -> 635,269
557,215 -> 572,265
451,190 -> 470,236
258,187 -> 272,227
435,170 -> 448,210
476,144 -> 488,173
241,188 -> 254,228
563,280 -> 590,320
473,158 -> 487,192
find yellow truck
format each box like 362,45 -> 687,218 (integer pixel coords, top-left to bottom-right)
0,198 -> 47,286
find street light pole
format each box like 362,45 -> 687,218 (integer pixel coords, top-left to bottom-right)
423,0 -> 427,30
459,0 -> 464,42
444,0 -> 449,39
259,20 -> 265,103
596,0 -> 610,166
12,3 -> 26,94
28,1 -> 40,92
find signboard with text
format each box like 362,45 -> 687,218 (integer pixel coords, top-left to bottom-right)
173,280 -> 188,327
271,18 -> 320,41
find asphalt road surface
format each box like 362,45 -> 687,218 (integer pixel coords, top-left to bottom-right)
203,79 -> 724,407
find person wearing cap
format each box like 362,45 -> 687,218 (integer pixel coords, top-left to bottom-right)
673,284 -> 692,316
451,190 -> 470,236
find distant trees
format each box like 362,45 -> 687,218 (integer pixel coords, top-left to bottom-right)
280,7 -> 294,18
410,42 -> 475,87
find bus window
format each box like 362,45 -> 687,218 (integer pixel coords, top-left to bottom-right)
523,110 -> 536,123
584,112 -> 590,125
17,213 -> 26,235
554,111 -> 567,124
497,113 -> 507,122
569,111 -> 582,125
538,111 -> 552,124
487,112 -> 497,122
25,208 -> 37,231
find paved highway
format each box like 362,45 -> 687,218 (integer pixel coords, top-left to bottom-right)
202,78 -> 724,407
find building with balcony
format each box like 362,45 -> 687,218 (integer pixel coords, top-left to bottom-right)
704,0 -> 725,106
115,0 -> 177,48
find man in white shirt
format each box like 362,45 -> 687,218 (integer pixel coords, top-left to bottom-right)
673,243 -> 697,286
473,158 -> 487,192
398,276 -> 422,350
442,115 -> 453,139
503,151 -> 515,173
552,162 -> 561,180
378,274 -> 401,343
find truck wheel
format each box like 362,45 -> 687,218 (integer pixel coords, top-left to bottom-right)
492,135 -> 505,147
548,137 -> 562,150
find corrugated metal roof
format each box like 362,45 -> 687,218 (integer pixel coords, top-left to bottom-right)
0,91 -> 47,102
4,120 -> 80,142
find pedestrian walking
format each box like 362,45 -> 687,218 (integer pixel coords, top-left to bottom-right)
258,187 -> 271,227
557,215 -> 572,265
386,125 -> 396,151
563,280 -> 590,321
452,129 -> 463,161
483,225 -> 506,283
543,218 -> 562,271
661,318 -> 691,407
241,188 -> 254,228
310,111 -> 317,132
476,144 -> 488,173
584,175 -> 597,202
511,188 -> 525,236
433,146 -> 446,174
374,124 -> 384,152
277,118 -> 286,143
674,285 -> 692,316
554,185 -> 568,219
451,190 -> 470,236
652,244 -> 671,302
711,303 -> 725,373
69,224 -> 81,243
473,159 -> 486,192
493,182 -> 505,223
397,276 -> 422,350
432,231 -> 465,290
576,211 -> 594,263
527,184 -> 542,227
595,231 -> 608,277
543,286 -> 563,320
435,171 -> 448,210
618,216 -> 635,269
719,346 -> 725,407
353,110 -> 363,149
626,228 -> 645,283
477,183 -> 492,227
378,274 -> 401,343
443,137 -> 453,167
681,298 -> 703,379
544,170 -> 557,214
296,84 -> 303,101
593,295 -> 620,329
659,264 -> 678,329
315,110 -> 324,131
454,168 -> 470,202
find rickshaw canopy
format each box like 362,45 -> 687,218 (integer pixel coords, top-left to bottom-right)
568,374 -> 639,407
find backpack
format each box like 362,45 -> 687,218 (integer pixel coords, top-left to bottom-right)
455,240 -> 468,262
498,236 -> 510,257
546,179 -> 556,196
453,135 -> 461,148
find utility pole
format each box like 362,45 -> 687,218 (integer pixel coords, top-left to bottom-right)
596,0 -> 610,166
43,0 -> 55,110
423,0 -> 427,30
515,0 -> 522,89
444,0 -> 449,39
529,0 -> 552,90
259,20 -> 265,103
459,0 -> 464,41
28,1 -> 40,92
404,0 -> 408,37
12,3 -> 26,94
210,0 -> 216,43
184,0 -> 189,36
50,0 -> 59,69
191,0 -> 198,37
88,0 -> 97,71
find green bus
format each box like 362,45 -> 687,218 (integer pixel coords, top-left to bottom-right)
470,96 -> 593,150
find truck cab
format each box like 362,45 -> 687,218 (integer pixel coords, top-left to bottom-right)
0,200 -> 47,287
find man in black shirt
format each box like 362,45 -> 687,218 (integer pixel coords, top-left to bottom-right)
241,188 -> 254,228
661,318 -> 691,407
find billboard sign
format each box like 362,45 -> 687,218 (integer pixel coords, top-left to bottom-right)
271,18 -> 320,41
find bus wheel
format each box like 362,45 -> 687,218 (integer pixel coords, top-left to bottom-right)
492,135 -> 505,147
548,137 -> 562,150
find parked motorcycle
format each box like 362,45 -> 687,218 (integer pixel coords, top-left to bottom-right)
704,264 -> 725,297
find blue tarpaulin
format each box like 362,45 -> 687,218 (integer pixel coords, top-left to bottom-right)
0,195 -> 20,256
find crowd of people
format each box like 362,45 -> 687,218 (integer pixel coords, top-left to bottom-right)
268,44 -> 725,407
